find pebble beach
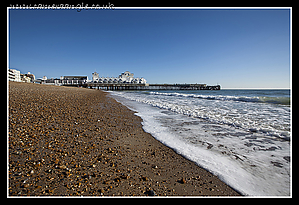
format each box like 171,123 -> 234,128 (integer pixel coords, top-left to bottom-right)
8,82 -> 240,196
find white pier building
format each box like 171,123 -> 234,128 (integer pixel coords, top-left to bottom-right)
92,71 -> 147,84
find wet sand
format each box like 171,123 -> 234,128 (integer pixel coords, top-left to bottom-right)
8,82 -> 241,196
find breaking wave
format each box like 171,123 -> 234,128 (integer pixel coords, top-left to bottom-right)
148,92 -> 290,105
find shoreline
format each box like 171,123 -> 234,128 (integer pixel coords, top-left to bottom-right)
8,82 -> 241,196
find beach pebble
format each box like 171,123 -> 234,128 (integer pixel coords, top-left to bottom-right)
178,178 -> 186,184
144,189 -> 156,196
141,176 -> 148,181
59,165 -> 67,170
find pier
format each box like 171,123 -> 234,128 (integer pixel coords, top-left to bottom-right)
146,84 -> 220,90
38,71 -> 220,90
71,83 -> 221,90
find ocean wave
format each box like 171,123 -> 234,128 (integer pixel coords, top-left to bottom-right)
111,91 -> 290,140
130,96 -> 290,141
258,96 -> 290,105
148,92 -> 290,105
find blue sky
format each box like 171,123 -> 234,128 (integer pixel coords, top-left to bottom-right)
9,8 -> 290,88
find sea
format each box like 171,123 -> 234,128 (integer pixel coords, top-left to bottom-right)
108,89 -> 291,196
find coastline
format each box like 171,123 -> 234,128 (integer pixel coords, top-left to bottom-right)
8,82 -> 240,196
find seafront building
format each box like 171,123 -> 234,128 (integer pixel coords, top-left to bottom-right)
8,69 -> 21,82
20,74 -> 31,83
8,69 -> 35,83
37,76 -> 88,86
24,72 -> 35,82
92,71 -> 147,84
37,71 -> 146,86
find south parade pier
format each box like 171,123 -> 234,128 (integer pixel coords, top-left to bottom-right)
33,71 -> 221,91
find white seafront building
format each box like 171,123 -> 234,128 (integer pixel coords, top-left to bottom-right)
38,76 -> 88,86
8,69 -> 35,83
8,69 -> 21,82
92,71 -> 147,84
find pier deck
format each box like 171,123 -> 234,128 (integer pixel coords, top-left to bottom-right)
65,83 -> 221,90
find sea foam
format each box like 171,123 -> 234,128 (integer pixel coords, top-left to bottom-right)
109,90 -> 290,196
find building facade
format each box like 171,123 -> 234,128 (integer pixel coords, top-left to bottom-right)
24,72 -> 35,82
92,71 -> 99,82
8,69 -> 21,82
40,76 -> 88,86
92,71 -> 147,84
20,74 -> 31,83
